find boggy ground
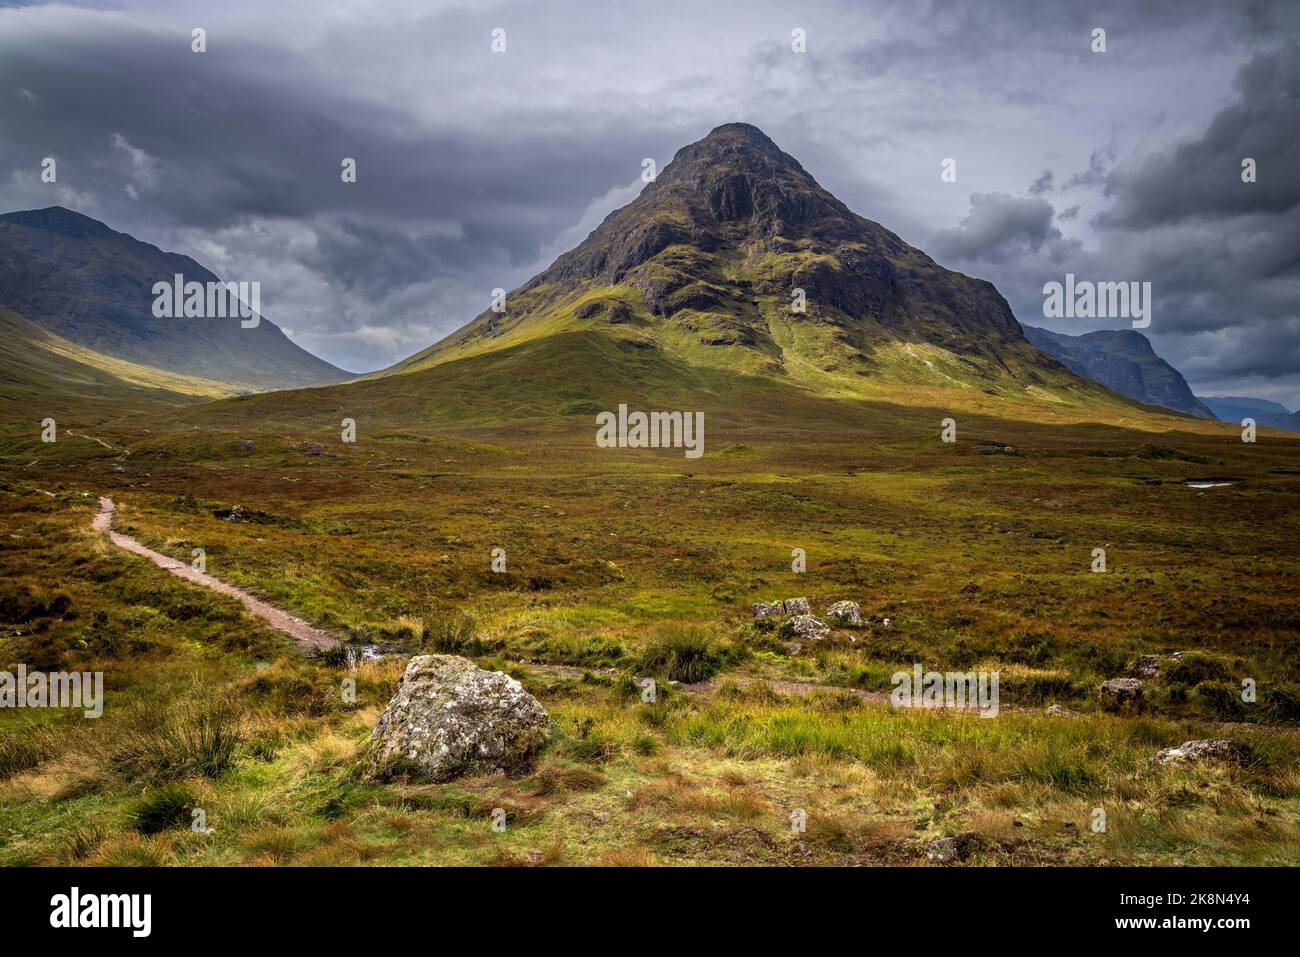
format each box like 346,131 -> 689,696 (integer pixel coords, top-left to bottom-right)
2,404 -> 1299,866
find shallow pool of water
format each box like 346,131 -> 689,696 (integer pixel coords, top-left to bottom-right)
345,644 -> 383,668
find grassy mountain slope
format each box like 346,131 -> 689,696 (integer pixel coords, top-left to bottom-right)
0,304 -> 235,412
190,324 -> 1227,443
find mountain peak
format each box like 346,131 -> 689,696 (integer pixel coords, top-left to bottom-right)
0,205 -> 115,239
391,122 -> 1052,386
534,123 -> 873,291
656,123 -> 810,193
700,122 -> 782,151
1049,326 -> 1159,357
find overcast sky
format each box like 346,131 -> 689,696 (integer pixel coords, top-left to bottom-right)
2,0 -> 1297,405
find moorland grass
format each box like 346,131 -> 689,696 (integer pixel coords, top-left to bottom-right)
2,399 -> 1299,865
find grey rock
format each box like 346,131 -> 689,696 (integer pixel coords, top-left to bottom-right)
752,597 -> 811,625
1133,655 -> 1162,678
1099,677 -> 1144,711
1045,704 -> 1079,718
781,614 -> 830,641
1152,739 -> 1241,767
825,600 -> 863,627
926,837 -> 959,863
369,655 -> 551,783
926,833 -> 978,863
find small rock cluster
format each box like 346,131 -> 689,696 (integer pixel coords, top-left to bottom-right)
783,615 -> 830,641
1093,658 -> 1243,768
1133,655 -> 1162,678
825,601 -> 863,627
1098,650 -> 1193,710
751,597 -> 810,620
750,597 -> 867,645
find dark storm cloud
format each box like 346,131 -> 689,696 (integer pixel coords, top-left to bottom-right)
0,22 -> 664,239
931,193 -> 1081,265
1,0 -> 1298,401
930,39 -> 1300,404
1100,43 -> 1300,229
0,11 -> 666,233
0,4 -> 683,368
1094,44 -> 1300,396
837,0 -> 1300,87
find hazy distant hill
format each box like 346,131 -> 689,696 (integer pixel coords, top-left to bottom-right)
1198,395 -> 1300,433
1020,325 -> 1213,418
0,207 -> 351,393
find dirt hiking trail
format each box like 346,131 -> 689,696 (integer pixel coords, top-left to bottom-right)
94,495 -> 340,652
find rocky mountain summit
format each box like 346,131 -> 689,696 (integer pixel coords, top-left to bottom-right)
385,123 -> 1082,403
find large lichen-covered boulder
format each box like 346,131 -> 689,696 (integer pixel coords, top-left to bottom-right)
369,655 -> 551,782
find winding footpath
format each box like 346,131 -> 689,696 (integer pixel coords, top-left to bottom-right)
93,495 -> 340,652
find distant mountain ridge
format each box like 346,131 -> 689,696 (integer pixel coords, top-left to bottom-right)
1021,324 -> 1213,418
1197,395 -> 1300,433
0,206 -> 351,393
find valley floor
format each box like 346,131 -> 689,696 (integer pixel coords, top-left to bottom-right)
2,407 -> 1299,865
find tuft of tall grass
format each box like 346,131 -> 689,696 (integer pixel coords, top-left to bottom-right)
422,614 -> 487,655
127,781 -> 199,835
107,698 -> 242,781
1264,687 -> 1300,724
1164,652 -> 1232,686
0,726 -> 55,778
636,629 -> 738,683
